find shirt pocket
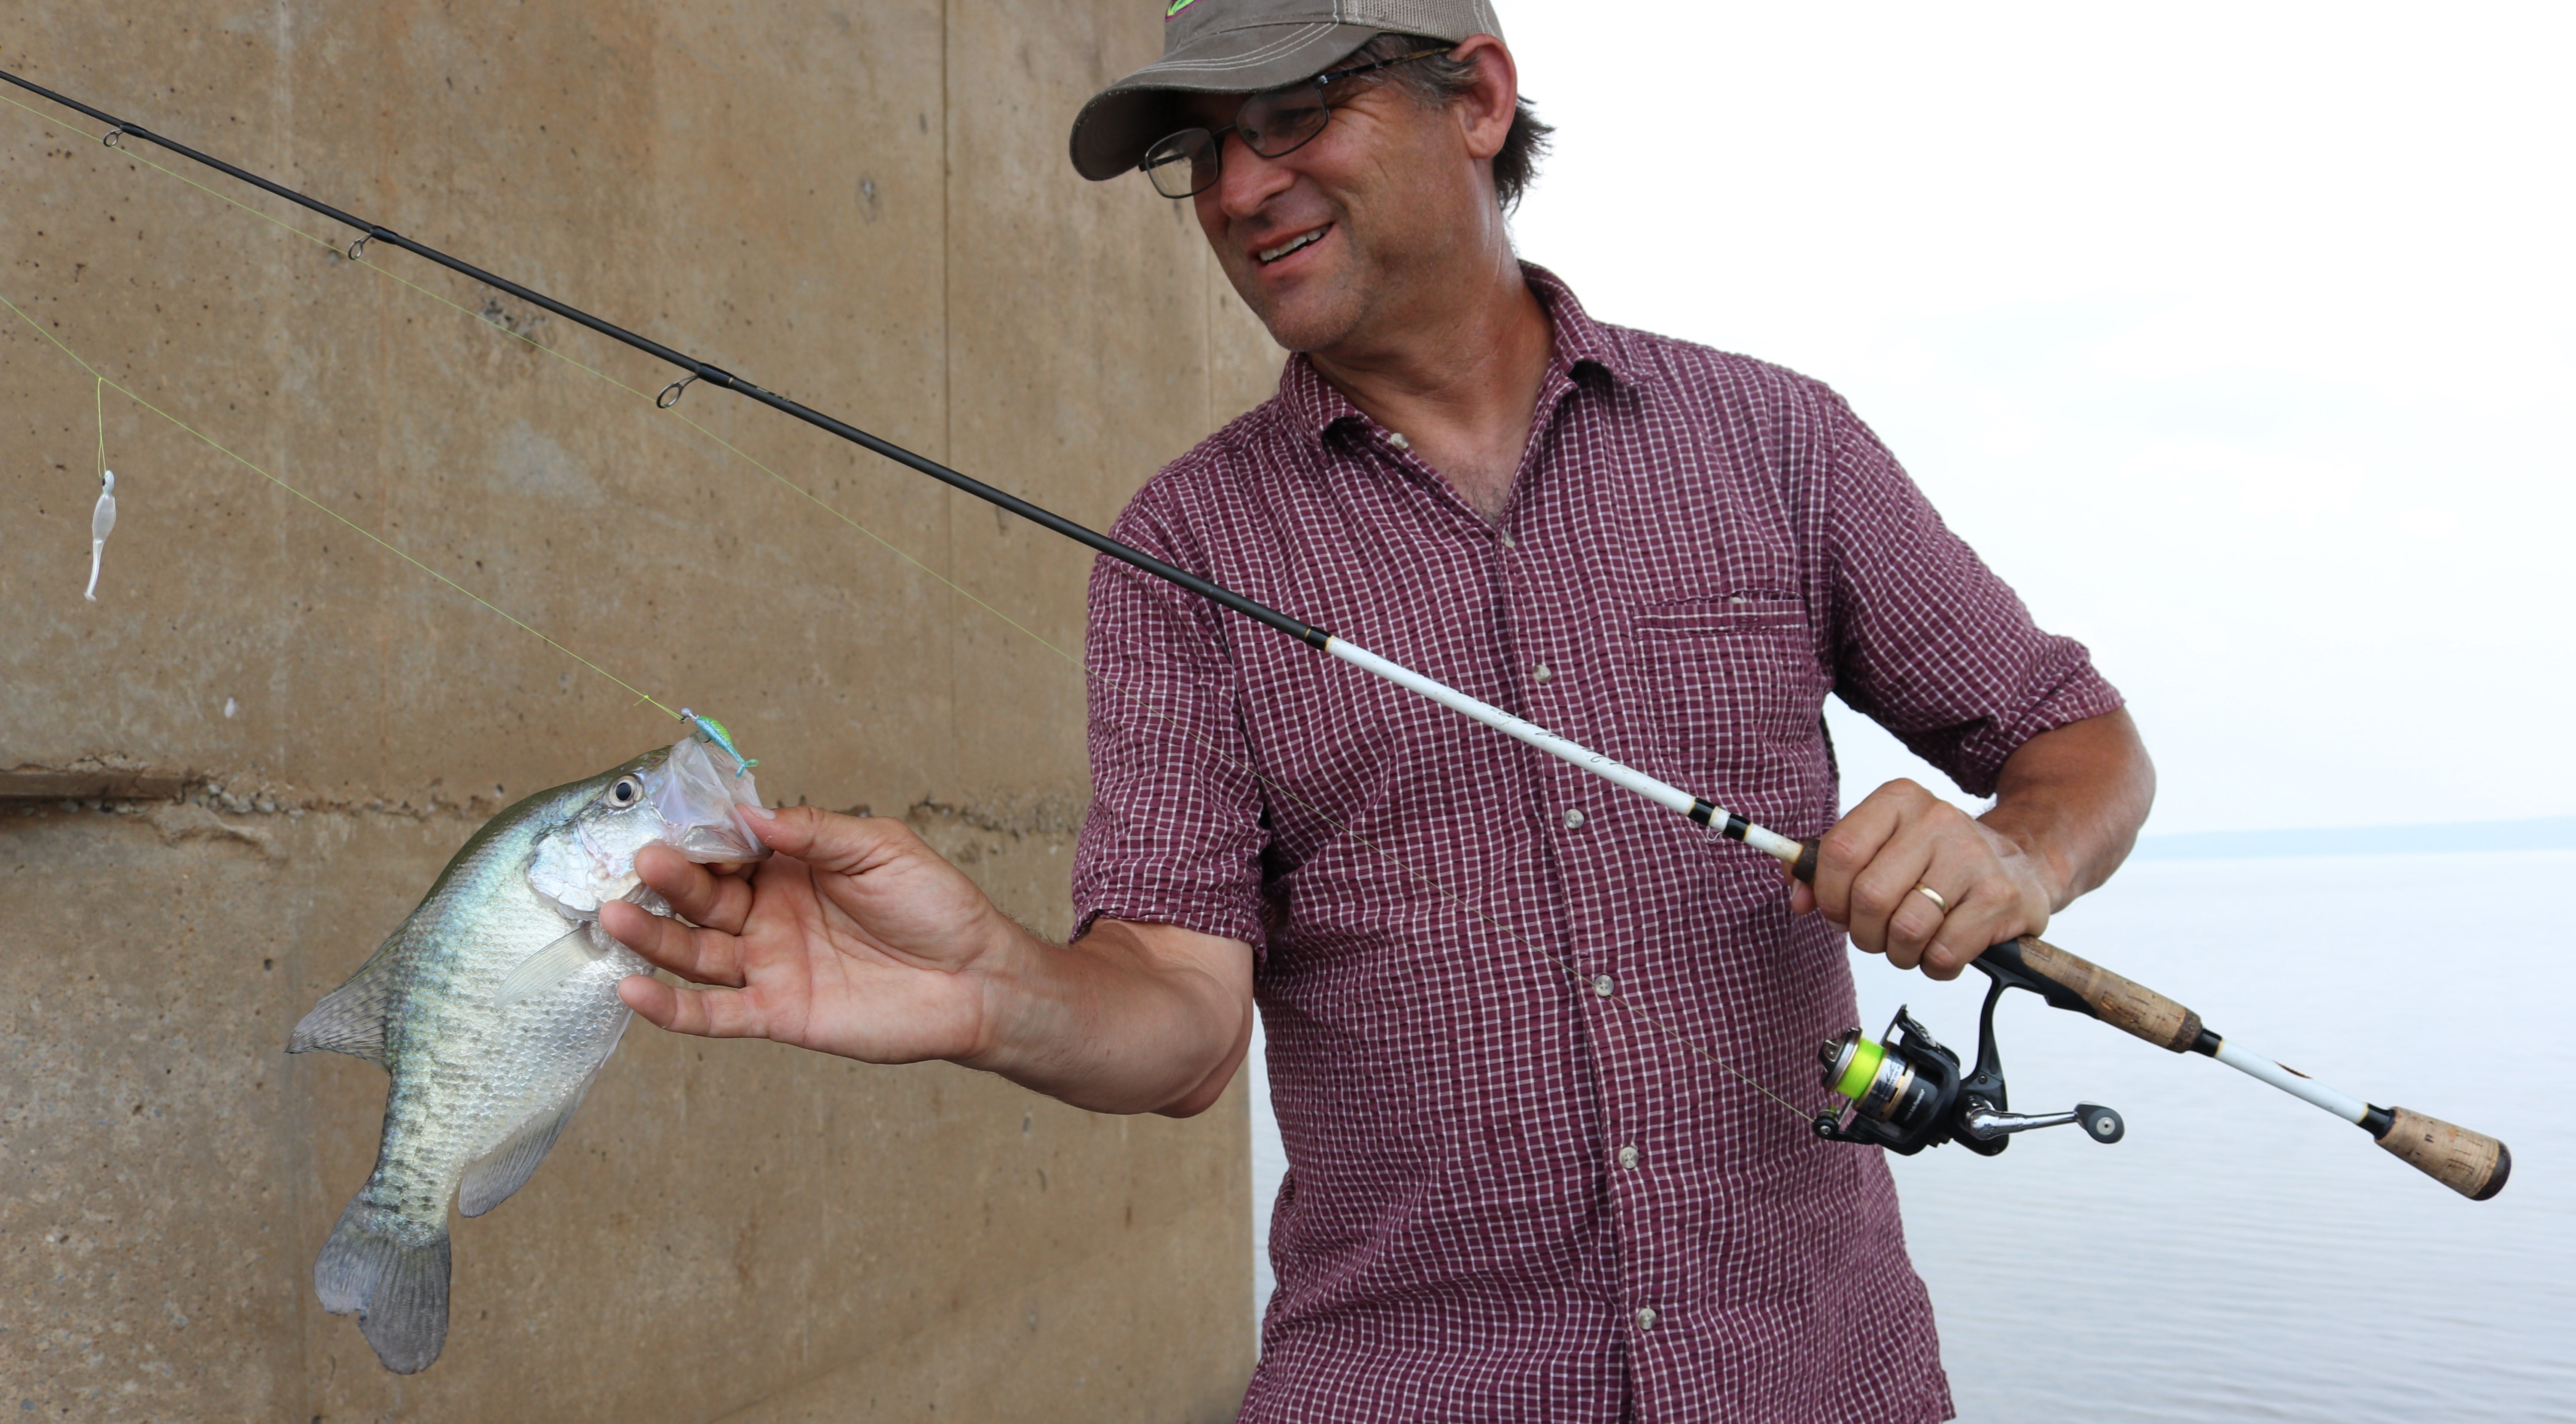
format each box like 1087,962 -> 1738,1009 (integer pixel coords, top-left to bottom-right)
1629,595 -> 1827,802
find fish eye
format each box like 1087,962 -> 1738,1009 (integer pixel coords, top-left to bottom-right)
605,774 -> 644,808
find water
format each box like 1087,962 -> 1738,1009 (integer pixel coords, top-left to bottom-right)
1247,849 -> 2576,1420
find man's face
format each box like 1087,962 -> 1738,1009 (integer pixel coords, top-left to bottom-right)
1177,66 -> 1493,356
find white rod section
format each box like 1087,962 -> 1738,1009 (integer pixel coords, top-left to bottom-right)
1325,637 -> 1702,818
2212,1038 -> 2369,1123
1320,638 -> 1811,868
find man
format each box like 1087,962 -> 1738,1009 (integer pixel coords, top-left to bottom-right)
605,2 -> 2154,1419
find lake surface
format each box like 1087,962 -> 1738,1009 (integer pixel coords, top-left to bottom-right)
1246,848 -> 2576,1421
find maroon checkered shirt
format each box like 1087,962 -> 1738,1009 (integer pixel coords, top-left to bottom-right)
1074,266 -> 2121,1422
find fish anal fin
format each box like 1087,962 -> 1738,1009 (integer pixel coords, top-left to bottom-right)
288,944 -> 403,1065
491,923 -> 608,1011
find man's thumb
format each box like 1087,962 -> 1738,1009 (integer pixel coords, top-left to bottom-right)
747,805 -> 911,877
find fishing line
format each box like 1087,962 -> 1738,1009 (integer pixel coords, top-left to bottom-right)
0,289 -> 681,721
3,75 -> 1829,1122
10,69 -> 2517,1199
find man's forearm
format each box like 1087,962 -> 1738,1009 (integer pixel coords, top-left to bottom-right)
966,918 -> 1253,1117
1979,707 -> 2156,910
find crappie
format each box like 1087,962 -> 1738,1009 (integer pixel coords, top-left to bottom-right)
287,734 -> 767,1373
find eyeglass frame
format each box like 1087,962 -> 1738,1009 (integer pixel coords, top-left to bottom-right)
1138,46 -> 1454,200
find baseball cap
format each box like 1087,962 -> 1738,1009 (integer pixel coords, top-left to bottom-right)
1068,0 -> 1505,182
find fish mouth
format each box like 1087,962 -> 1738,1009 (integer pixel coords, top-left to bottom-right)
1256,224 -> 1331,266
638,737 -> 769,864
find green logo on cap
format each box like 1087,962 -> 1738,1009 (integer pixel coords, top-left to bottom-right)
1166,0 -> 1197,15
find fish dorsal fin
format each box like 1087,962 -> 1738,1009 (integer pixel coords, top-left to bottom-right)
287,941 -> 404,1065
456,1012 -> 629,1218
491,923 -> 610,1010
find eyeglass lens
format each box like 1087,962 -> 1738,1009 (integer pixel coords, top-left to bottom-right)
1141,84 -> 1336,199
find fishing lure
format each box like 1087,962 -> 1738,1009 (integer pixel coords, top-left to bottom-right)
84,468 -> 115,601
680,707 -> 757,779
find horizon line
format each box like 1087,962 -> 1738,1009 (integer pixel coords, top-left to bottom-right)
2132,814 -> 2576,860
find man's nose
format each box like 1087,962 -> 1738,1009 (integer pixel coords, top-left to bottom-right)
1211,130 -> 1296,219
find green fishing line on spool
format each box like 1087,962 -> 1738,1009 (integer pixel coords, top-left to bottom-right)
1833,1035 -> 1886,1101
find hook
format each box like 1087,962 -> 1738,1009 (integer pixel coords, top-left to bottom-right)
657,373 -> 698,409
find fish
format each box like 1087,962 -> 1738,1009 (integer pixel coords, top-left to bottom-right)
287,731 -> 768,1373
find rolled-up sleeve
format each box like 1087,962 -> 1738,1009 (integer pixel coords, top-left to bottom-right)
1070,494 -> 1273,949
1816,389 -> 2125,796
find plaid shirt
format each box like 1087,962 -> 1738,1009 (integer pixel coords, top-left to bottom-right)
1074,267 -> 2121,1423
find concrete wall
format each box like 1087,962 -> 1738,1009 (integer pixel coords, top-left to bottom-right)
0,4 -> 1282,1419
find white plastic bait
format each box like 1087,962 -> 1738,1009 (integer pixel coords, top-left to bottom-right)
84,469 -> 116,601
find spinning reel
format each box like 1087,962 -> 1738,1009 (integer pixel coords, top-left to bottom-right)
1813,947 -> 2126,1156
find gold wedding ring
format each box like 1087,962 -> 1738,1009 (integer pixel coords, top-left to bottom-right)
1913,884 -> 1949,913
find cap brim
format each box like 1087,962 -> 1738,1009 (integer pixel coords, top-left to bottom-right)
1069,21 -> 1379,182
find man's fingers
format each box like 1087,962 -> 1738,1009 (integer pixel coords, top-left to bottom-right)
745,805 -> 919,878
1845,836 -> 1934,961
1812,783 -> 1917,926
632,844 -> 754,934
618,975 -> 767,1038
1921,882 -> 2028,981
599,899 -> 748,987
1880,882 -> 1952,971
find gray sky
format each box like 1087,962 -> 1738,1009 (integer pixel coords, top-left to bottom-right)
1491,1 -> 2575,832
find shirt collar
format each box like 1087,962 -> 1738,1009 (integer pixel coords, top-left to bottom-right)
1274,261 -> 1637,439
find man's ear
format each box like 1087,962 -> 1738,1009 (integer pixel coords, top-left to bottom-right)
1448,36 -> 1521,163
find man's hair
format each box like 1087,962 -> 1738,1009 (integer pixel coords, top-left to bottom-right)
1354,33 -> 1553,212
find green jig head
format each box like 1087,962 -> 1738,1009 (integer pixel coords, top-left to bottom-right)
680,707 -> 759,779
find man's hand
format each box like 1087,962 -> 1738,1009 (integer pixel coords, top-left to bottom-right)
1791,709 -> 2155,980
1790,780 -> 2054,979
601,807 -> 1253,1116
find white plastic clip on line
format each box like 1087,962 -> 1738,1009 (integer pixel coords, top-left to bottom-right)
84,469 -> 116,602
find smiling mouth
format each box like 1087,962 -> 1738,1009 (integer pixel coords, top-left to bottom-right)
1256,225 -> 1331,265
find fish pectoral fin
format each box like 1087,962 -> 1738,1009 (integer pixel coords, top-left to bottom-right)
492,923 -> 611,1010
457,1083 -> 593,1219
288,941 -> 403,1065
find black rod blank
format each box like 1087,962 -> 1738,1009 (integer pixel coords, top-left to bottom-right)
0,67 -> 1329,652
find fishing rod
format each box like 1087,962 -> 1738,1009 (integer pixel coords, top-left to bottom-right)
4,67 -> 2508,1201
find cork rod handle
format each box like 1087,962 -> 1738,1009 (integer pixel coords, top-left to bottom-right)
2375,1108 -> 2512,1201
1788,839 -> 2205,1053
1991,936 -> 2208,1053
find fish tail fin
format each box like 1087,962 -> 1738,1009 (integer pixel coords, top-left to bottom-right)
315,1196 -> 450,1374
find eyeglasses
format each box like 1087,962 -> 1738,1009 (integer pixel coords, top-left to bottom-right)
1139,48 -> 1450,200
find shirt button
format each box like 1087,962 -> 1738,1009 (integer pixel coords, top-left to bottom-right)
1562,806 -> 1585,829
1592,974 -> 1615,997
1387,431 -> 1411,450
1500,532 -> 1516,549
1634,1306 -> 1658,1332
1533,662 -> 1553,684
1617,1144 -> 1640,1169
